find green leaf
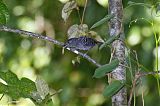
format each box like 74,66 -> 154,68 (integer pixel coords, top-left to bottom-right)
99,34 -> 120,50
0,70 -> 58,105
127,1 -> 151,9
103,80 -> 125,97
0,70 -> 36,100
35,76 -> 49,99
31,76 -> 51,104
93,59 -> 119,78
0,82 -> 7,93
0,12 -> 6,24
20,78 -> 36,98
7,86 -> 22,99
0,70 -> 19,85
90,14 -> 113,29
0,1 -> 9,24
62,1 -> 77,22
67,24 -> 88,38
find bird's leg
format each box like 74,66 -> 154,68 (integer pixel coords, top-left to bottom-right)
62,47 -> 65,54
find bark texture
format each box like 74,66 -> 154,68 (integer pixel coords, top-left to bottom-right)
108,0 -> 127,106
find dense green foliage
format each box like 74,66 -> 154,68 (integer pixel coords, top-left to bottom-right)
0,0 -> 160,106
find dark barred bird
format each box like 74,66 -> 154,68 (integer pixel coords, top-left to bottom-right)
64,36 -> 102,51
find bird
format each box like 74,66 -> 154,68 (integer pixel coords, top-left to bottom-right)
64,36 -> 103,51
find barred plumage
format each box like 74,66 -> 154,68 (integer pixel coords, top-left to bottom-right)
64,36 -> 102,50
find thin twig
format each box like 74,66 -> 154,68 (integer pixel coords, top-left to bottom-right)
134,50 -> 145,106
44,89 -> 63,105
50,89 -> 63,97
138,71 -> 160,76
108,47 -> 116,84
0,94 -> 4,101
128,78 -> 136,106
128,71 -> 160,106
81,0 -> 88,24
140,80 -> 144,106
0,25 -> 101,67
0,26 -> 63,46
134,51 -> 140,106
76,7 -> 82,24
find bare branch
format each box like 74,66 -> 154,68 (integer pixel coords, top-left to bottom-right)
0,25 -> 101,67
138,71 -> 160,77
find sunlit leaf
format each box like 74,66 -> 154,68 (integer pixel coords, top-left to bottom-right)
67,24 -> 79,38
103,80 -> 125,97
35,76 -> 49,100
93,59 -> 119,78
0,1 -> 9,24
67,24 -> 88,38
30,89 -> 62,105
0,70 -> 36,100
88,31 -> 104,42
78,24 -> 88,35
90,14 -> 113,29
62,1 -> 77,22
30,91 -> 42,103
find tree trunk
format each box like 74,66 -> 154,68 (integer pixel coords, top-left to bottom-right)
108,0 -> 127,106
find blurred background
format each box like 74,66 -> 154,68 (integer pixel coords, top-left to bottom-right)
0,0 -> 159,106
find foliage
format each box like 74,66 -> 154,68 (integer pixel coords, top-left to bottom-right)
0,0 -> 160,106
0,70 -> 36,99
103,80 -> 125,97
61,1 -> 77,22
0,70 -> 60,105
90,14 -> 113,29
0,0 -> 9,24
93,59 -> 119,78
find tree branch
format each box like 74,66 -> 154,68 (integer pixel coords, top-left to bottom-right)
0,25 -> 101,67
108,0 -> 127,106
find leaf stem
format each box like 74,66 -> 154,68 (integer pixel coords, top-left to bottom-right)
0,94 -> 4,101
81,0 -> 88,24
77,7 -> 82,24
